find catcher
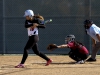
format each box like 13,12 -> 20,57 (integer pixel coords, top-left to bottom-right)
47,34 -> 89,64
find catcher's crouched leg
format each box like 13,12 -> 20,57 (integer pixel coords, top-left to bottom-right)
68,51 -> 80,62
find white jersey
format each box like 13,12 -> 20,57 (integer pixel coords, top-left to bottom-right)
25,17 -> 45,36
86,24 -> 100,42
27,27 -> 38,36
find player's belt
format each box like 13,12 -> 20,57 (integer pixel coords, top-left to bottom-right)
28,34 -> 38,36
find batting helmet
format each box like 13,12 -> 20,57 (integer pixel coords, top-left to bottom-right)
24,9 -> 34,17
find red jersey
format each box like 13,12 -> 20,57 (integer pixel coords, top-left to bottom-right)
67,41 -> 89,54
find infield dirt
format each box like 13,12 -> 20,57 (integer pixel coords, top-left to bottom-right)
0,55 -> 100,75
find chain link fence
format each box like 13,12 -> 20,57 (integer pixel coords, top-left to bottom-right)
0,0 -> 100,54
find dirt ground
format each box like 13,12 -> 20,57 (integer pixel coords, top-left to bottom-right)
0,55 -> 100,75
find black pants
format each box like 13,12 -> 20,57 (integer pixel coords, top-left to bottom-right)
68,50 -> 89,62
21,35 -> 50,64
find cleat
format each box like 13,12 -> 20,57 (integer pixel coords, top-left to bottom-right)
86,58 -> 96,62
75,60 -> 85,64
15,64 -> 25,68
45,59 -> 52,66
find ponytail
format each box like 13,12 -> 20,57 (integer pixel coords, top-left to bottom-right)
74,41 -> 84,46
34,14 -> 44,21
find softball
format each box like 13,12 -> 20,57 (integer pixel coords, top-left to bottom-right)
50,19 -> 52,22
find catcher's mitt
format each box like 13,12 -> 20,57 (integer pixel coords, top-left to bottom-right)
47,44 -> 58,51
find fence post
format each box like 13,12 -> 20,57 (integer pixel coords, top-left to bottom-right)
3,0 -> 5,55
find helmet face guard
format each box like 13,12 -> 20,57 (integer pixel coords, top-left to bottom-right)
65,35 -> 75,44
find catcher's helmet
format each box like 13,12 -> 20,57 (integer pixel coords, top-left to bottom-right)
24,9 -> 34,17
65,34 -> 75,44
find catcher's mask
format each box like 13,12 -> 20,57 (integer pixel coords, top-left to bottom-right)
84,19 -> 93,29
65,35 -> 75,44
